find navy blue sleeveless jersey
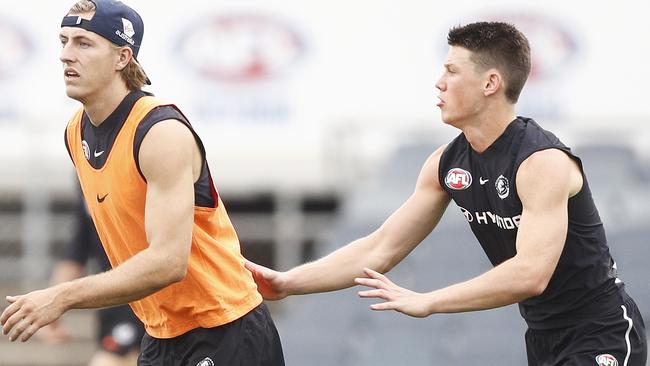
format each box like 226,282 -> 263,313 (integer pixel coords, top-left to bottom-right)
438,117 -> 621,329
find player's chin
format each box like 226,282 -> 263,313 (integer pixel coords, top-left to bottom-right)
440,112 -> 454,126
64,87 -> 86,101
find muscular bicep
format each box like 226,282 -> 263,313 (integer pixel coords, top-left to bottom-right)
138,120 -> 201,268
514,149 -> 583,292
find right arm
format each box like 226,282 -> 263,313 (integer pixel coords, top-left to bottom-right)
246,144 -> 451,298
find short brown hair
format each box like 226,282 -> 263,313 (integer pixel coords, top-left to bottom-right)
447,22 -> 531,103
68,0 -> 147,90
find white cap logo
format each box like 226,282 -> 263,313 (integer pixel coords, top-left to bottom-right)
122,18 -> 135,38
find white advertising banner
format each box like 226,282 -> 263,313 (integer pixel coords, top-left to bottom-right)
0,0 -> 647,191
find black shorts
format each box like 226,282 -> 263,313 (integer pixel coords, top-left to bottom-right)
98,304 -> 146,356
138,303 -> 284,366
525,294 -> 647,366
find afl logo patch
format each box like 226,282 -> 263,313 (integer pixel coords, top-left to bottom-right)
445,168 -> 472,190
495,175 -> 509,199
595,354 -> 618,366
82,140 -> 90,161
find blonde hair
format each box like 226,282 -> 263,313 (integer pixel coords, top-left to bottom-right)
110,44 -> 149,90
69,0 -> 148,90
68,0 -> 95,15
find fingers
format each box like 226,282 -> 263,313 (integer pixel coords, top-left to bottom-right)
354,268 -> 395,291
244,260 -> 275,280
2,307 -> 25,337
358,289 -> 391,300
8,318 -> 40,342
7,319 -> 26,342
362,268 -> 391,283
244,259 -> 259,273
1,300 -> 20,331
19,322 -> 41,342
6,295 -> 19,304
354,277 -> 380,287
369,301 -> 397,311
357,268 -> 395,288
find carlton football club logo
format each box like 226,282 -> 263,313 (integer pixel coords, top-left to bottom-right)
495,175 -> 509,199
82,140 -> 91,160
445,168 -> 472,190
595,354 -> 618,366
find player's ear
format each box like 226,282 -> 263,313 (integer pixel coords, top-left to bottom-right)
484,70 -> 502,97
115,46 -> 133,71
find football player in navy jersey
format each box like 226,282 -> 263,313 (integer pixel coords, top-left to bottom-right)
246,21 -> 647,365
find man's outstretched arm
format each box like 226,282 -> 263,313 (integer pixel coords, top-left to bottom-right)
246,144 -> 452,300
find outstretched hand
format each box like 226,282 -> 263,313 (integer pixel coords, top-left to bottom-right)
355,268 -> 433,318
1,288 -> 67,342
244,260 -> 290,301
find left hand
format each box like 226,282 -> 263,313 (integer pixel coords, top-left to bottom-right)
0,288 -> 67,342
354,268 -> 433,318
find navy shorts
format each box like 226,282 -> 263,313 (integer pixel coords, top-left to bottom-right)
138,303 -> 284,366
525,293 -> 647,366
98,304 -> 145,355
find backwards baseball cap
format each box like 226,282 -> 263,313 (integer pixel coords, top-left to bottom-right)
61,0 -> 150,85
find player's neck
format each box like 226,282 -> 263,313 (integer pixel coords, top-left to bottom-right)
462,104 -> 516,154
82,82 -> 131,127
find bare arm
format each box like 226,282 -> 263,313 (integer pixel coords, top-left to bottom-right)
61,120 -> 198,307
247,145 -> 451,298
1,120 -> 201,341
356,149 -> 583,316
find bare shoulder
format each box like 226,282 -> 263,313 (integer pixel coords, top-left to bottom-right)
517,148 -> 582,200
141,119 -> 194,148
138,119 -> 196,181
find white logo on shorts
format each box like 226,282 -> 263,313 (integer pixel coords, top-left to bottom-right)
595,354 -> 618,366
196,357 -> 214,366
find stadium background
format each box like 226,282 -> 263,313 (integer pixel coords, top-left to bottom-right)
0,0 -> 648,364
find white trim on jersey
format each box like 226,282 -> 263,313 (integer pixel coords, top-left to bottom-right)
621,305 -> 633,366
614,261 -> 623,284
